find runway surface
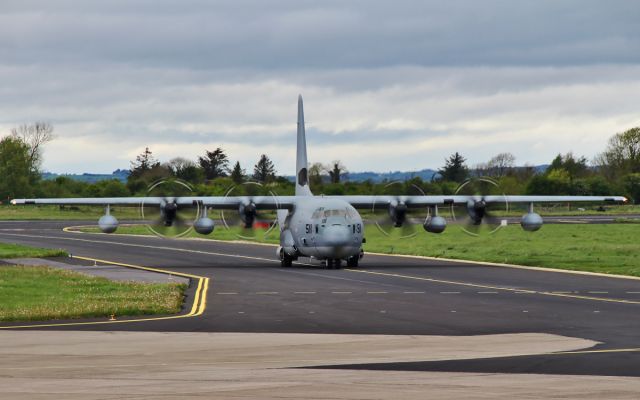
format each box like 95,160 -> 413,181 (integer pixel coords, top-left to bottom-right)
1,220 -> 640,377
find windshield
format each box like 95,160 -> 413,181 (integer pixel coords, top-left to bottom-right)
324,209 -> 347,218
313,207 -> 358,220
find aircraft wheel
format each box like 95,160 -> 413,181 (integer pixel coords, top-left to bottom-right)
325,259 -> 333,269
334,259 -> 342,269
280,251 -> 293,268
346,256 -> 359,268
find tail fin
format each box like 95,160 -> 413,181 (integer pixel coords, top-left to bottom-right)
295,95 -> 312,196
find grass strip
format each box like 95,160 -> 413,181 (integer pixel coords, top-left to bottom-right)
0,242 -> 66,258
0,265 -> 186,322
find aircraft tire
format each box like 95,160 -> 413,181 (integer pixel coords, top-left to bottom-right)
280,250 -> 293,268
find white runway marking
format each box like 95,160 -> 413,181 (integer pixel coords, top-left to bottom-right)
0,231 -> 290,265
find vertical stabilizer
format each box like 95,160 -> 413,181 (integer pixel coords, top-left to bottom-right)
295,95 -> 312,196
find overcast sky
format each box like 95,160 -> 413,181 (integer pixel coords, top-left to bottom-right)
1,0 -> 639,174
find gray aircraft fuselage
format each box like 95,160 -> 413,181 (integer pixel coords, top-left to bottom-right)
278,196 -> 364,263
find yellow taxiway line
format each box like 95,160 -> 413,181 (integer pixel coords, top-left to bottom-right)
0,256 -> 209,329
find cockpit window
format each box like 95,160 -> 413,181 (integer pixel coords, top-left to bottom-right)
313,207 -> 358,220
346,206 -> 359,219
323,209 -> 348,218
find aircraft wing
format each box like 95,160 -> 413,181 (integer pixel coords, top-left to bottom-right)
11,194 -> 626,209
331,195 -> 627,209
10,196 -> 297,210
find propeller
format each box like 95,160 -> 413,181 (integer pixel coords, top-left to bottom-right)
220,181 -> 279,240
369,180 -> 427,238
140,178 -> 199,238
449,177 -> 509,236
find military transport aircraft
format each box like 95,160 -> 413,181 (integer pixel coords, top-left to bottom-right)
11,96 -> 627,269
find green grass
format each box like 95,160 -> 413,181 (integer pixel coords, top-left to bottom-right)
362,224 -> 640,277
0,265 -> 186,322
0,242 -> 66,258
76,223 -> 640,277
0,205 -> 141,220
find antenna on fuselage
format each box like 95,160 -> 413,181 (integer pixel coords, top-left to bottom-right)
296,94 -> 312,196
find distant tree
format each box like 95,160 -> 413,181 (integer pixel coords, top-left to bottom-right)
166,157 -> 192,176
327,160 -> 347,184
252,154 -> 276,183
230,161 -> 245,184
127,148 -> 171,193
438,152 -> 469,183
526,169 -> 572,195
485,153 -> 516,178
623,173 -> 640,204
585,176 -> 615,196
308,162 -> 326,187
546,153 -> 589,183
0,136 -> 36,201
596,127 -> 640,178
512,163 -> 537,182
198,148 -> 230,180
10,122 -> 55,171
166,157 -> 203,183
100,180 -> 130,197
129,147 -> 160,179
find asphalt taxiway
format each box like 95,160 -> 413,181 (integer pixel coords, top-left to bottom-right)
1,220 -> 640,378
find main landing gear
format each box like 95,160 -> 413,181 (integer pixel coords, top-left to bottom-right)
280,250 -> 294,268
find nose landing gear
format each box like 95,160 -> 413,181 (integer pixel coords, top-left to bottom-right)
325,259 -> 342,269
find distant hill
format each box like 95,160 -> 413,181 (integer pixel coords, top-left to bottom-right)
42,169 -> 129,183
344,168 -> 439,183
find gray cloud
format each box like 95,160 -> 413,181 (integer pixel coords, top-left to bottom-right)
0,1 -> 639,174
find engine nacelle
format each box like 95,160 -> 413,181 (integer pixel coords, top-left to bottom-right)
521,212 -> 543,232
423,215 -> 447,234
98,214 -> 118,233
239,202 -> 257,228
389,202 -> 408,227
467,199 -> 486,225
194,217 -> 214,235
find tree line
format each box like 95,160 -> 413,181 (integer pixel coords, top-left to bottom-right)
2,123 -> 640,203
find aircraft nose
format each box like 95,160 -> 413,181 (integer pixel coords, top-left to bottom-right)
323,224 -> 351,246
